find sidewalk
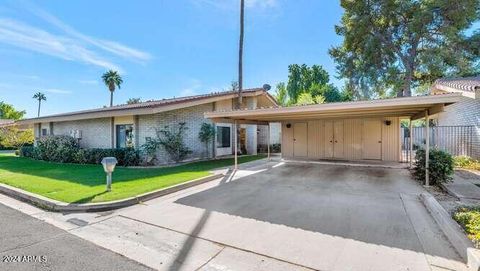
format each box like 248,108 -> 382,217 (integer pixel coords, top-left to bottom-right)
443,169 -> 480,200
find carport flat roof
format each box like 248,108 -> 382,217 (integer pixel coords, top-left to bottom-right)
205,93 -> 461,123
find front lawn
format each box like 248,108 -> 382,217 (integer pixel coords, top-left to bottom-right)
0,154 -> 265,203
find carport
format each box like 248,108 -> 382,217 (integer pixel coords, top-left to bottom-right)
205,93 -> 461,185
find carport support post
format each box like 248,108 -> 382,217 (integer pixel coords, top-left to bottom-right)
234,120 -> 238,170
267,123 -> 271,160
425,110 -> 430,187
409,119 -> 413,168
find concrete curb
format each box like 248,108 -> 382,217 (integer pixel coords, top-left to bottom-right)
0,173 -> 224,213
419,193 -> 480,270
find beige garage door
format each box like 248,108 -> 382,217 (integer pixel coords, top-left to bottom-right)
282,118 -> 399,161
325,120 -> 344,159
293,122 -> 308,157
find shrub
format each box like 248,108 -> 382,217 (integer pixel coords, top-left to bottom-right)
19,137 -> 140,166
37,135 -> 79,163
144,122 -> 192,163
0,126 -> 34,149
19,146 -> 37,158
453,206 -> 480,248
141,139 -> 160,165
454,156 -> 480,170
271,143 -> 281,153
412,148 -> 454,186
74,148 -> 140,166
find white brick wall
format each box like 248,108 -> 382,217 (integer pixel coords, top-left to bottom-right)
137,103 -> 215,164
436,96 -> 480,158
52,118 -> 112,148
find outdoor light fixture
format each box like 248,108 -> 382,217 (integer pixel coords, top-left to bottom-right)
385,120 -> 392,126
286,123 -> 292,128
101,157 -> 118,192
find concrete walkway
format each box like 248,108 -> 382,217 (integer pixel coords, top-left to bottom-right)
0,159 -> 469,271
443,170 -> 480,200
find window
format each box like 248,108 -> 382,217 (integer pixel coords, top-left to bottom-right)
216,126 -> 231,148
41,129 -> 48,136
116,124 -> 134,148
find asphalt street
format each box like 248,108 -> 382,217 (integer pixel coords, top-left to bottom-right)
0,203 -> 152,271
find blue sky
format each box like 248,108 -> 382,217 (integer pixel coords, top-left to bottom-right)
0,0 -> 344,118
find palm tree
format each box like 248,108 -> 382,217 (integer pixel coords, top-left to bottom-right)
101,70 -> 123,107
237,0 -> 244,109
32,92 -> 46,117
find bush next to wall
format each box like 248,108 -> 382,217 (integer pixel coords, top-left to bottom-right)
73,148 -> 140,166
412,148 -> 454,186
36,135 -> 79,163
19,135 -> 140,166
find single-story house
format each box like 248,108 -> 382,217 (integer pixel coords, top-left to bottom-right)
205,94 -> 462,169
431,76 -> 480,158
18,88 -> 280,164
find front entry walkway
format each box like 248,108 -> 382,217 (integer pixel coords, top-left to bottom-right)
1,159 -> 468,271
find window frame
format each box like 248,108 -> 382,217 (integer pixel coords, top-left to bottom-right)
216,126 -> 231,148
116,124 -> 134,148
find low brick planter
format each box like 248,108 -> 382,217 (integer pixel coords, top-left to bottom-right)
0,173 -> 224,213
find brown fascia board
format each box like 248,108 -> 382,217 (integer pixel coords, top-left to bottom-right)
18,89 -> 269,124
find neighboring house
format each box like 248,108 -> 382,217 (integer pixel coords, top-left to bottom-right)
431,76 -> 480,158
0,119 -> 14,127
18,88 -> 279,164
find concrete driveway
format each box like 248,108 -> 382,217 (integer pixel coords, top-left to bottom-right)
14,159 -> 468,271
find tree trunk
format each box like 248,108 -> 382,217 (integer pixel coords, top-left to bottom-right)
110,90 -> 114,107
401,65 -> 413,97
237,0 -> 244,109
37,100 -> 41,117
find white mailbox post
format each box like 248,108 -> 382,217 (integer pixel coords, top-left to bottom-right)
101,157 -> 118,192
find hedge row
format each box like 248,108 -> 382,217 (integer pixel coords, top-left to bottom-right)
19,135 -> 140,166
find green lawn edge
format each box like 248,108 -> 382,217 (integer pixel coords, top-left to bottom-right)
0,154 -> 266,203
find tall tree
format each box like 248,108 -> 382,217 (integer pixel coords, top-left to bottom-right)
237,0 -> 245,108
32,92 -> 46,117
330,0 -> 480,98
274,82 -> 288,106
281,64 -> 348,105
102,70 -> 123,107
0,102 -> 25,120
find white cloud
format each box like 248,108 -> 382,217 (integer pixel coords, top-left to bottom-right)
44,88 -> 71,94
26,4 -> 151,62
0,1 -> 152,71
0,18 -> 121,71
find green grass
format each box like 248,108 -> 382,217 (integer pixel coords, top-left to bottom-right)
0,154 -> 265,203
